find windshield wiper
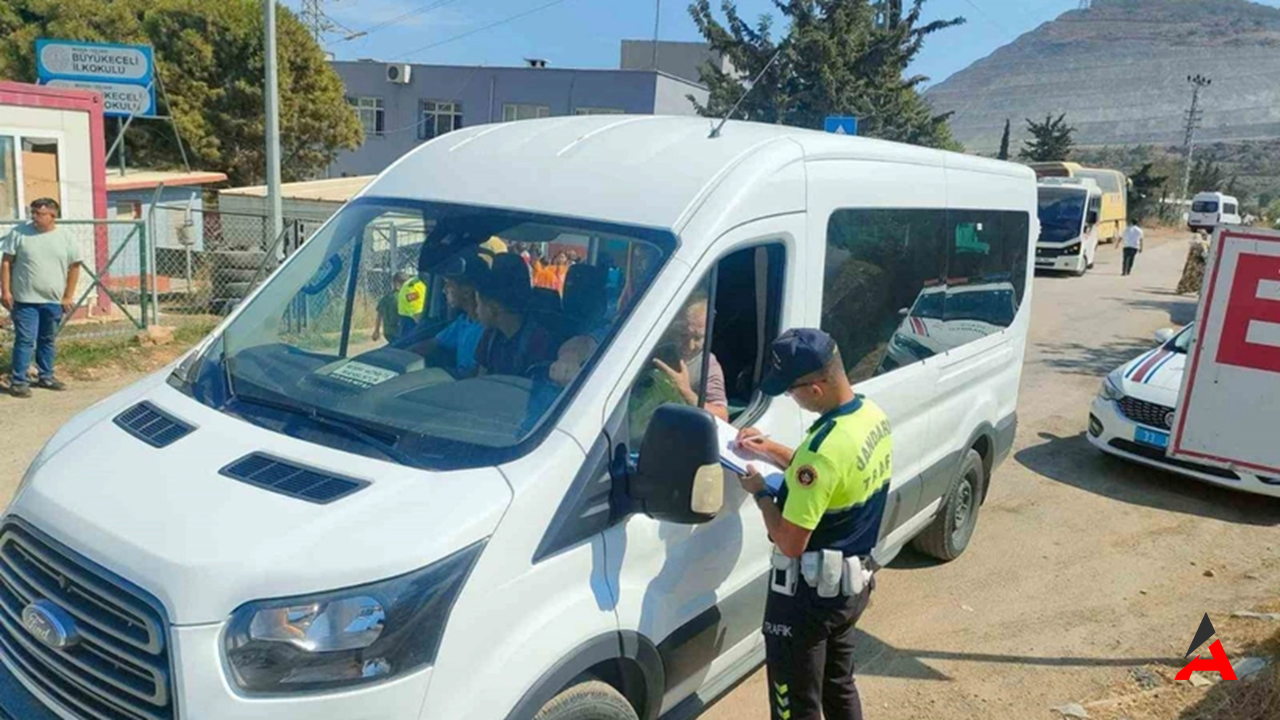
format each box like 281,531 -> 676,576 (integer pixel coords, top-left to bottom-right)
228,389 -> 418,467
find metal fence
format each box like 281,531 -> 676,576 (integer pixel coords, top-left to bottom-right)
148,204 -> 322,322
0,219 -> 149,341
0,206 -> 444,345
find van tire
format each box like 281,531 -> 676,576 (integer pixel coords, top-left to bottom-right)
912,449 -> 985,561
533,680 -> 639,720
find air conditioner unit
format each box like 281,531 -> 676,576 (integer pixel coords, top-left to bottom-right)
386,63 -> 412,85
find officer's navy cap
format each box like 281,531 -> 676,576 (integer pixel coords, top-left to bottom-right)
760,328 -> 838,397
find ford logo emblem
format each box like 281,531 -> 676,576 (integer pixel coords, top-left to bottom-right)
21,600 -> 79,650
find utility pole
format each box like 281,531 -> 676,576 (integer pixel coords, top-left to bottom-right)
1180,74 -> 1212,203
300,0 -> 335,43
264,0 -> 283,241
651,0 -> 661,70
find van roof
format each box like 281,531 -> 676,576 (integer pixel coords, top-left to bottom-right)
362,115 -> 1031,231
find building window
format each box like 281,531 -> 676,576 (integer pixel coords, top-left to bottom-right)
502,104 -> 551,122
574,107 -> 625,116
350,96 -> 385,137
419,100 -> 463,140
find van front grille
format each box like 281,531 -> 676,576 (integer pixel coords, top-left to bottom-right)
0,522 -> 175,720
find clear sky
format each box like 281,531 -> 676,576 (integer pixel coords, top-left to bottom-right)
293,0 -> 1280,87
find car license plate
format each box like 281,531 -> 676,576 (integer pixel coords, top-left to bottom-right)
1135,427 -> 1169,449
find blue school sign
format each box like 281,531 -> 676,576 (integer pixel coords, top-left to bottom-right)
824,116 -> 859,136
35,39 -> 156,118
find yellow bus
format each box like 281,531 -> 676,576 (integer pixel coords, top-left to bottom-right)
1028,162 -> 1129,244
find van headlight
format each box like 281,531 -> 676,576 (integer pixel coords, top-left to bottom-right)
1100,372 -> 1125,401
224,541 -> 484,693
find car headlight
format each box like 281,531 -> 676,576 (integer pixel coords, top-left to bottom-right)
1100,373 -> 1125,401
224,541 -> 484,694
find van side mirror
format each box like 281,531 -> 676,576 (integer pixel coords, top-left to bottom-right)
1086,210 -> 1099,226
1155,328 -> 1175,345
629,405 -> 724,524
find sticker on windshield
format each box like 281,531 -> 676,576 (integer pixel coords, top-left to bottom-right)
329,361 -> 400,388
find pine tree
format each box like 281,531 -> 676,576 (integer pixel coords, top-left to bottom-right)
1129,163 -> 1168,223
997,118 -> 1011,160
1018,114 -> 1075,162
687,0 -> 965,149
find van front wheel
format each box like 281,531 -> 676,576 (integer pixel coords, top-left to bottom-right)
534,680 -> 639,720
912,449 -> 985,561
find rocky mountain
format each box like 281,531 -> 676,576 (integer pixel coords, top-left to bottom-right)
926,0 -> 1280,153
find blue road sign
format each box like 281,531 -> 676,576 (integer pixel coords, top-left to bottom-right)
36,39 -> 156,118
824,116 -> 859,136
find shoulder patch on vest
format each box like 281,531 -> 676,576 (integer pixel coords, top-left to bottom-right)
796,464 -> 818,487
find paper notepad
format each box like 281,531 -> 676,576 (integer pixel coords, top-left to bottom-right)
716,418 -> 785,492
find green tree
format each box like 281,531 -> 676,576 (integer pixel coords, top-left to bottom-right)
1188,157 -> 1225,194
1018,114 -> 1074,162
1128,162 -> 1167,224
0,0 -> 362,186
997,118 -> 1011,160
688,0 -> 965,149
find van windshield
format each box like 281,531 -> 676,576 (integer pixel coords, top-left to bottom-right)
1192,201 -> 1219,213
1037,188 -> 1086,243
186,197 -> 674,470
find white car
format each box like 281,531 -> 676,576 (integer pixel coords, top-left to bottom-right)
1088,324 -> 1280,496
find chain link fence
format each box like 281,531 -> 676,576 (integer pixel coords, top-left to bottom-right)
0,204 -> 335,344
0,219 -> 150,341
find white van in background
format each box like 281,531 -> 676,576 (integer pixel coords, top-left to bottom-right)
1188,191 -> 1242,233
1035,177 -> 1101,276
2,117 -> 1037,720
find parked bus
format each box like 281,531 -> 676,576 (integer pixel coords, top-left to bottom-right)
1028,162 -> 1128,245
1035,178 -> 1102,276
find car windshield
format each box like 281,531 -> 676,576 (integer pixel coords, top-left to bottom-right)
1171,324 -> 1194,354
1192,201 -> 1218,213
1037,188 -> 1086,244
938,283 -> 1017,326
183,197 -> 673,470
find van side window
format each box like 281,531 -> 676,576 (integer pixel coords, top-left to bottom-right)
821,208 -> 1030,379
821,209 -> 947,381
1224,202 -> 1238,215
626,242 -> 785,448
943,210 -> 1030,348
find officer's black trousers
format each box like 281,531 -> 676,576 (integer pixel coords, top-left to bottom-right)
762,574 -> 873,720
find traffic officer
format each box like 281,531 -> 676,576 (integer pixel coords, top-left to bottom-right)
395,270 -> 428,338
736,328 -> 892,720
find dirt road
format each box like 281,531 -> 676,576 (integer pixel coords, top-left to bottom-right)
703,231 -> 1280,719
0,230 -> 1275,718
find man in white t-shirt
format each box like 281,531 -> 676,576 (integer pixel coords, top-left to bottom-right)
1121,221 -> 1144,277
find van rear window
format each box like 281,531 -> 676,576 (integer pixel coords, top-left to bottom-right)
1192,201 -> 1219,213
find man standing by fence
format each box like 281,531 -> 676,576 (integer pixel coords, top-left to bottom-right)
1,198 -> 83,397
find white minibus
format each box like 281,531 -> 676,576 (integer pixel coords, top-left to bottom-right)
1188,191 -> 1242,233
2,116 -> 1036,720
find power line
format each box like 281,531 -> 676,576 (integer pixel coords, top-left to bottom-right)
335,0 -> 467,43
958,0 -> 1019,41
391,0 -> 568,61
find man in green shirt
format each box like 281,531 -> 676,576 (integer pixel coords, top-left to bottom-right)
1,198 -> 83,397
